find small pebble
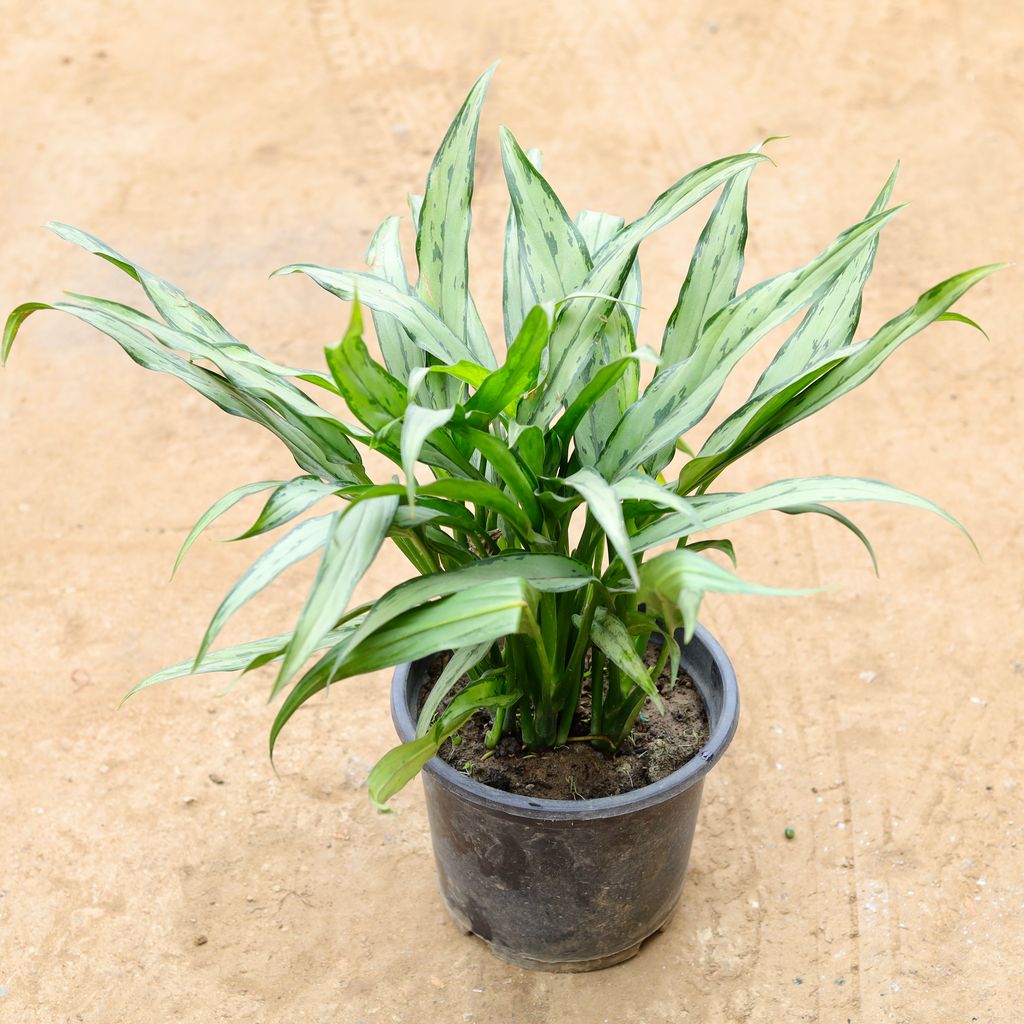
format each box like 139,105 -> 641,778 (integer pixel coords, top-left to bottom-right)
784,827 -> 796,840
208,774 -> 225,785
194,935 -> 208,946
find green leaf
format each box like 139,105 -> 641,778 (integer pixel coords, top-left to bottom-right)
686,538 -> 737,567
2,303 -> 50,363
676,349 -> 852,493
778,504 -> 878,574
454,425 -> 543,529
574,209 -> 643,464
365,216 -> 426,385
420,478 -> 533,539
639,548 -> 817,642
122,622 -> 363,702
408,360 -> 488,401
524,151 -> 769,426
598,204 -> 905,479
500,126 -> 592,305
631,476 -> 972,553
5,299 -> 360,482
369,679 -> 520,806
660,144 -> 761,368
174,479 -> 283,576
324,301 -> 408,431
564,468 -> 639,588
416,65 -> 497,368
273,263 -> 480,367
401,404 -> 456,506
231,476 -> 341,541
503,145 -> 543,347
464,305 -> 550,421
763,264 -> 1006,431
341,551 -> 593,666
751,164 -> 898,398
194,515 -> 334,669
548,347 -> 660,463
416,642 -> 494,735
272,495 -> 398,695
270,578 -> 541,758
588,606 -> 663,711
612,474 -> 704,523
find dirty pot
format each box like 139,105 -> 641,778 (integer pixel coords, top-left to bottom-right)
389,623 -> 740,972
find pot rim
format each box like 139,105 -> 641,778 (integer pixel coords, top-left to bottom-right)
390,622 -> 739,821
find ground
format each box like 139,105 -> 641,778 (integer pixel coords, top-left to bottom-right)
1,2 -> 1022,1021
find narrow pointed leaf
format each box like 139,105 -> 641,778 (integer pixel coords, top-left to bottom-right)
370,679 -> 520,806
416,642 -> 494,735
564,468 -> 639,587
365,216 -> 426,384
194,515 -> 334,668
270,578 -> 541,757
123,622 -> 363,701
599,205 -> 905,478
174,480 -> 283,575
401,404 -> 455,505
752,164 -> 898,397
524,151 -> 768,425
588,606 -> 663,710
273,264 -> 479,367
660,146 -> 760,367
232,476 -> 341,541
416,65 -> 496,367
631,476 -> 971,553
464,305 -> 550,421
500,126 -> 591,305
639,548 -> 817,641
503,145 -> 543,346
273,495 -> 398,694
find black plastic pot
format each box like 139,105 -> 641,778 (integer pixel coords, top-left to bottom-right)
389,623 -> 739,972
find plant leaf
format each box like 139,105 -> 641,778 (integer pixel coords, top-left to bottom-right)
324,300 -> 408,431
416,65 -> 497,368
464,304 -> 550,421
639,548 -> 817,642
194,515 -> 334,669
273,264 -> 480,367
174,479 -> 283,576
500,126 -> 592,306
660,145 -> 761,368
270,578 -> 541,758
564,468 -> 639,588
122,622 -> 363,701
631,476 -> 971,553
401,404 -> 456,506
231,476 -> 342,541
588,606 -> 663,711
369,679 -> 520,806
599,204 -> 905,478
272,495 -> 398,695
416,642 -> 494,735
365,215 -> 427,385
524,151 -> 769,426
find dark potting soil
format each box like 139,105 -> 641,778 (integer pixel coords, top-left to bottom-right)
420,645 -> 709,800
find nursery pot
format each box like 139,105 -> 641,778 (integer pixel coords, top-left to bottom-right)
389,623 -> 739,972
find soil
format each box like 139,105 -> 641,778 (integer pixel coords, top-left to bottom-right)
2,4 -> 1022,1022
428,648 -> 709,799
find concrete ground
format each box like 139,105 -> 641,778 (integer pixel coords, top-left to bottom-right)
2,1 -> 1021,1021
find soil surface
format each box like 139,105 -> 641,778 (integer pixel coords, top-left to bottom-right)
431,649 -> 709,799
2,3 -> 1022,1023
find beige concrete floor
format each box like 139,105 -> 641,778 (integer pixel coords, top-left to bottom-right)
1,1 -> 1021,1021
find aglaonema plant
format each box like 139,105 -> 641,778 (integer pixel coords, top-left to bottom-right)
3,66 -> 1000,807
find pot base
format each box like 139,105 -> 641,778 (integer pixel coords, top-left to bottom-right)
442,891 -> 677,973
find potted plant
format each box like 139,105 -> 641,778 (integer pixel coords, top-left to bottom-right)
3,66 -> 1000,972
